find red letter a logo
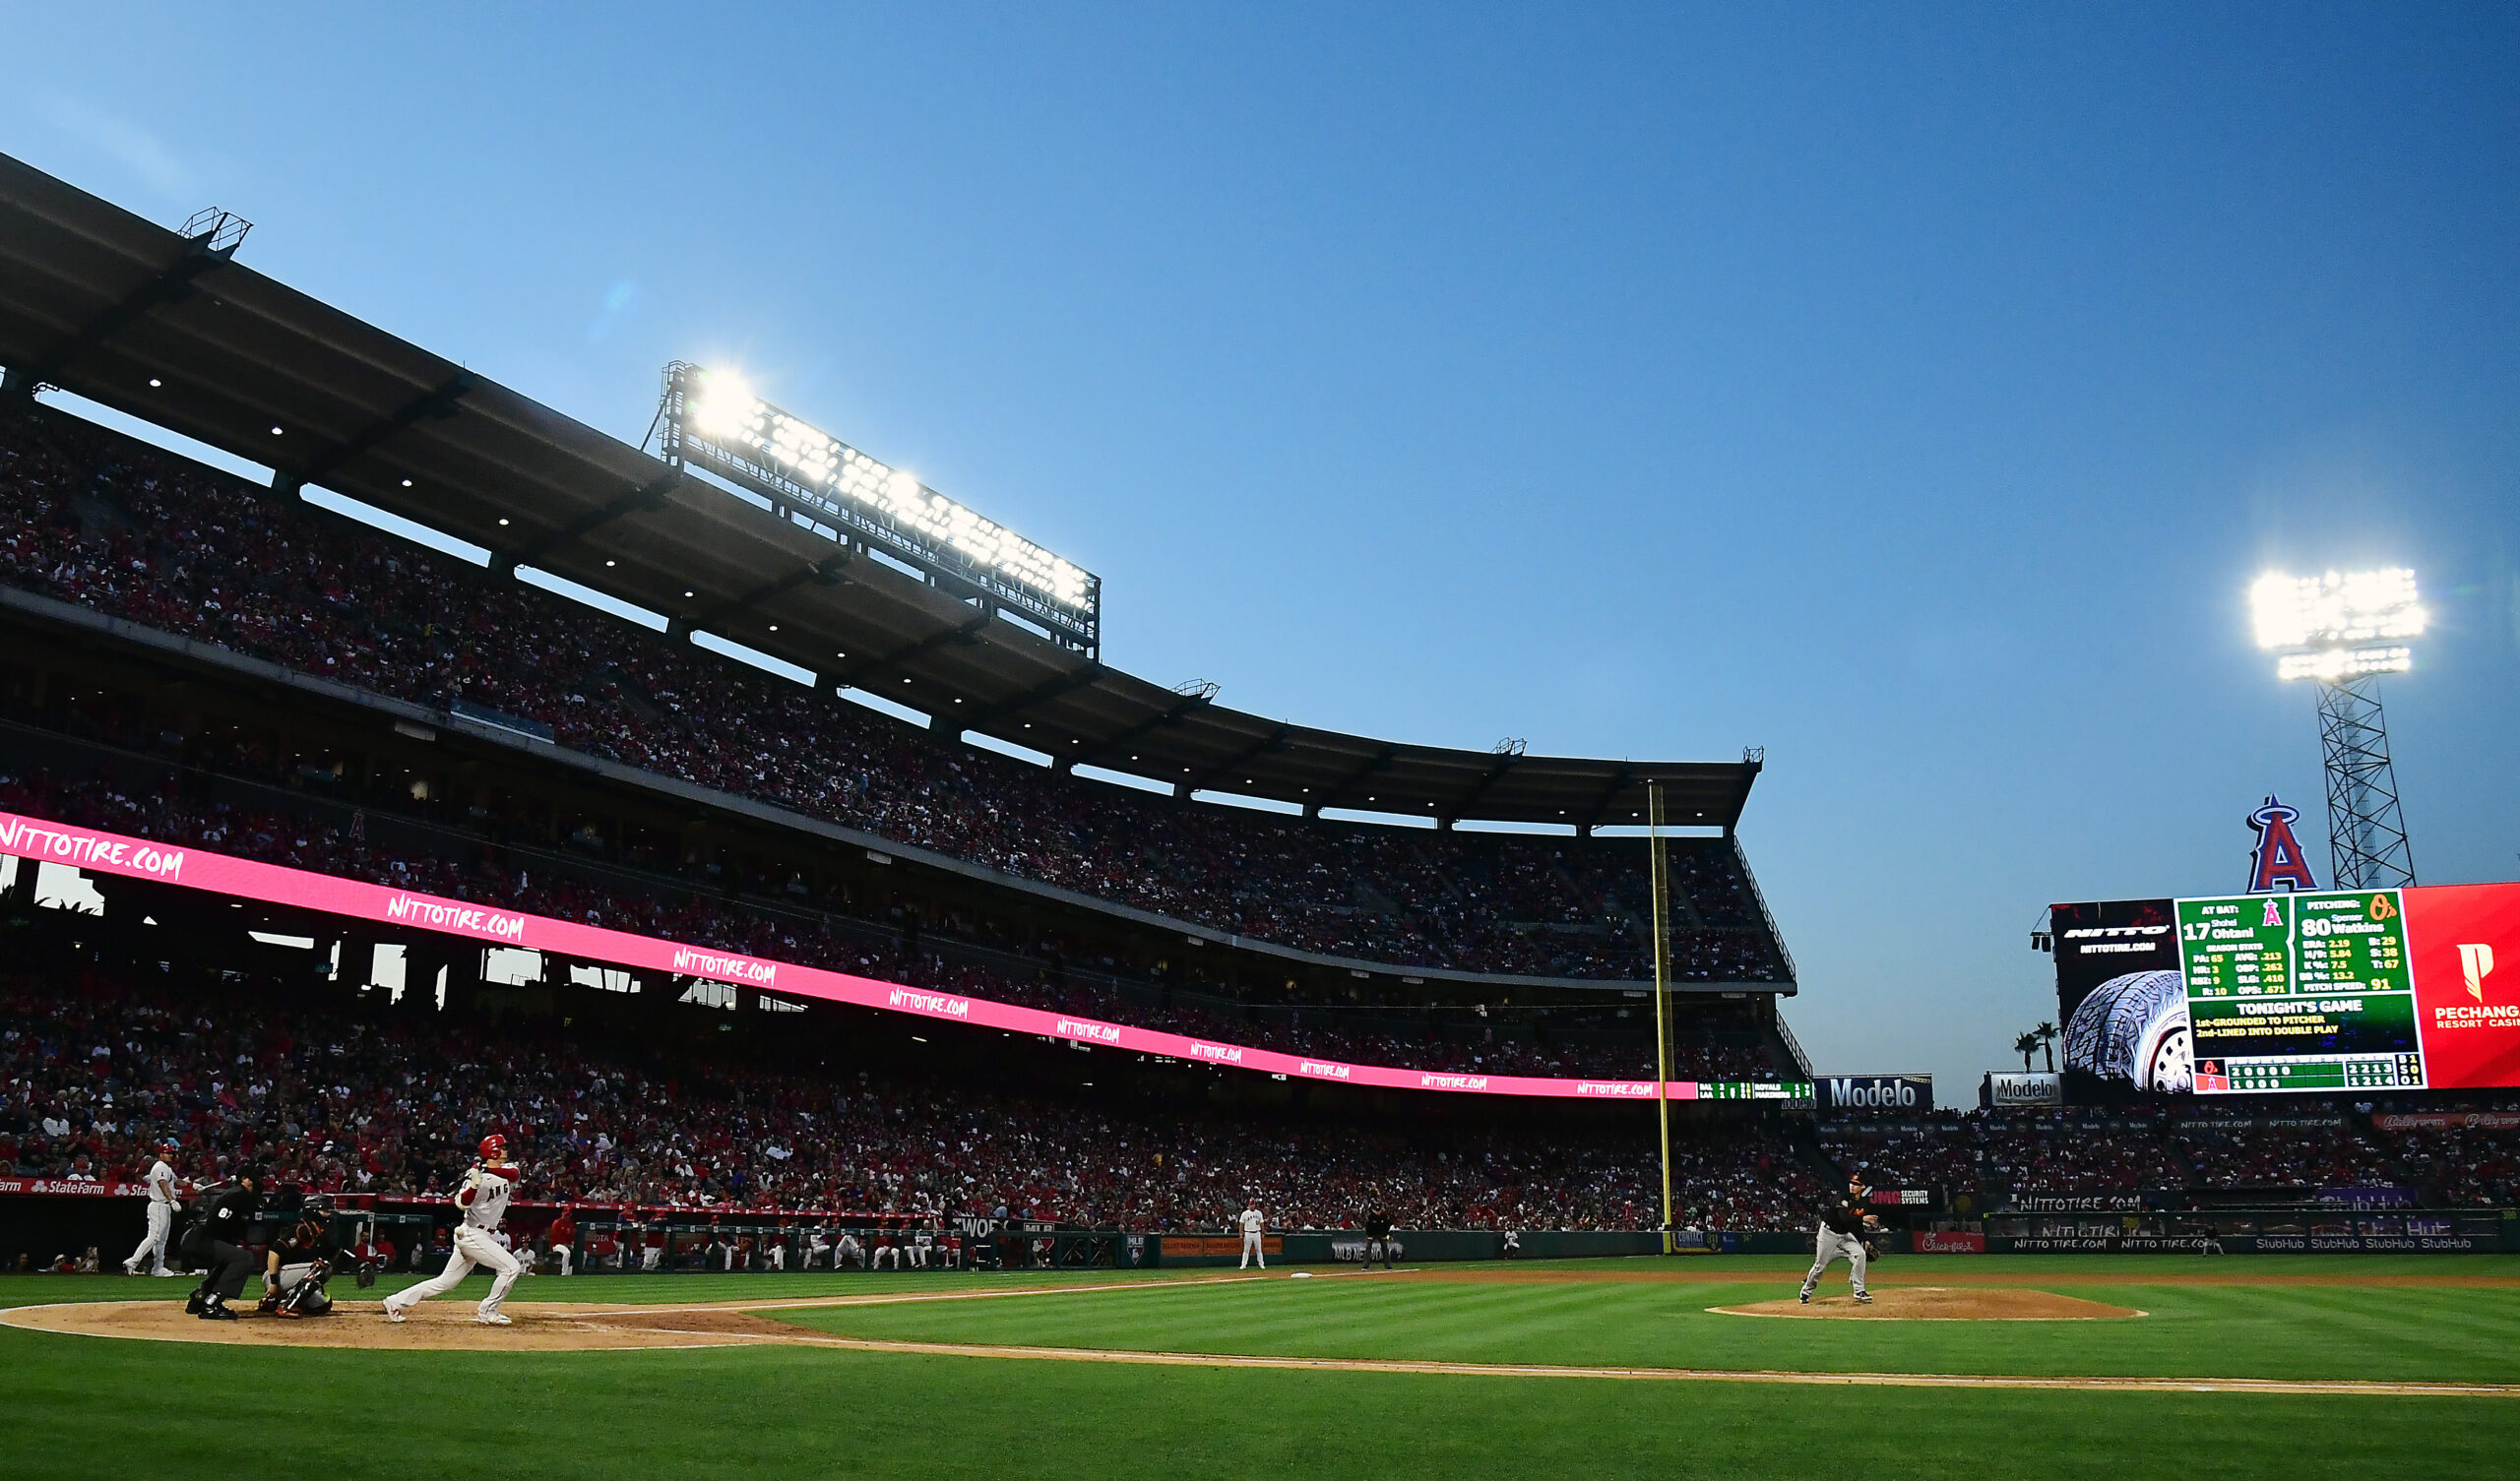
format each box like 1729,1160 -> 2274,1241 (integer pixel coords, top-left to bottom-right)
2246,795 -> 2319,894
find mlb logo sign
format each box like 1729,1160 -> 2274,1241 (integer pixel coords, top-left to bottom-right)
2196,1060 -> 2231,1093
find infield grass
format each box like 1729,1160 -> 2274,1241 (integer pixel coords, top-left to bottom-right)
3,1257 -> 2515,1480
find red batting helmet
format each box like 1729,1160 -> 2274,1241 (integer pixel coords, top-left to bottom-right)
479,1134 -> 509,1163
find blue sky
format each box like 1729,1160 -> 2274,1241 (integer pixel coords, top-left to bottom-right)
7,4 -> 2517,1099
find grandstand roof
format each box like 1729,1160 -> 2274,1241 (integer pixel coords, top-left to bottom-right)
0,154 -> 1760,832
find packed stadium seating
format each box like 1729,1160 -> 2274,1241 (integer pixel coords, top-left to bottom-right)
1815,1116 -> 1984,1193
0,766 -> 1782,1084
2173,1120 -> 2406,1190
1816,1107 -> 2474,1199
0,967 -> 1822,1232
2378,1119 -> 2520,1206
0,404 -> 1785,983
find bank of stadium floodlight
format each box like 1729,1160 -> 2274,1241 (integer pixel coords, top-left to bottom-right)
2250,567 -> 2425,673
658,362 -> 1100,655
2248,568 -> 2421,891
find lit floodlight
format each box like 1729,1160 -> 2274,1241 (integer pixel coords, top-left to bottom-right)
687,368 -> 761,440
2275,646 -> 2413,682
2251,568 -> 2424,650
664,362 -> 1099,624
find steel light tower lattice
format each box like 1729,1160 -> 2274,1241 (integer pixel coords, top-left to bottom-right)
2249,568 -> 2425,891
2314,674 -> 2417,890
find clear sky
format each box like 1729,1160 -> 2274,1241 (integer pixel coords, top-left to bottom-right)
7,4 -> 2517,1100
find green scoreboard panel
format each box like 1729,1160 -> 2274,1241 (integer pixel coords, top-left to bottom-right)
2177,890 -> 2421,1092
1696,1080 -> 1816,1102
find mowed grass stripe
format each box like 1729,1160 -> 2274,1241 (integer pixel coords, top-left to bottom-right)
788,1272 -> 2520,1384
1,1325 -> 2512,1481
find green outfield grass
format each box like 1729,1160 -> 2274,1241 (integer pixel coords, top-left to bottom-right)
792,1255 -> 2520,1384
3,1258 -> 2515,1481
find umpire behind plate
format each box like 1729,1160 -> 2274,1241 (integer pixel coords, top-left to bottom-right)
258,1196 -> 340,1317
179,1164 -> 265,1321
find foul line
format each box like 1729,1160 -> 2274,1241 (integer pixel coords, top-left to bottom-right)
642,1327 -> 2520,1397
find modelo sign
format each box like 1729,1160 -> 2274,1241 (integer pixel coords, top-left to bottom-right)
1986,1071 -> 2062,1107
1817,1075 -> 1932,1111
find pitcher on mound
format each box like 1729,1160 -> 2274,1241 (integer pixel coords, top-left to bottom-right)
1800,1169 -> 1879,1305
384,1135 -> 526,1326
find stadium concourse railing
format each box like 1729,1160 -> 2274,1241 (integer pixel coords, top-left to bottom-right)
0,805 -> 1812,1106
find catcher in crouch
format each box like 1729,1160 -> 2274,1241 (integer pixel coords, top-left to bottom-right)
383,1135 -> 527,1326
258,1196 -> 341,1317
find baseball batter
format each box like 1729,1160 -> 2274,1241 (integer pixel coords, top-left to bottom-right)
123,1141 -> 180,1276
1800,1170 -> 1879,1304
382,1135 -> 526,1326
1237,1203 -> 1267,1269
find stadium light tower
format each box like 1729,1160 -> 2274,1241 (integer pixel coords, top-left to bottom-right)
2249,568 -> 2423,889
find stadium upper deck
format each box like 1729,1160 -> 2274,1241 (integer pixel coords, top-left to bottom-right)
0,151 -> 1758,835
0,153 -> 1795,993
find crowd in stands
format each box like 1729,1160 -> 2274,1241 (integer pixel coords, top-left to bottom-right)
0,406 -> 1785,983
0,969 -> 1819,1231
2380,1122 -> 2520,1206
1980,1113 -> 2190,1193
0,767 -> 1784,1085
1815,1107 -> 2508,1200
1817,1119 -> 1984,1194
2174,1121 -> 2404,1190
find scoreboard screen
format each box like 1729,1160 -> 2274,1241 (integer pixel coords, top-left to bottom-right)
2177,891 -> 2420,1092
2053,882 -> 2520,1096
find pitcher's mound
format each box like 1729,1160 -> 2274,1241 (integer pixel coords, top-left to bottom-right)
1711,1287 -> 2144,1321
0,1299 -> 792,1350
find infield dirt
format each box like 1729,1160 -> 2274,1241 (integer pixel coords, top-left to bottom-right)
0,1299 -> 797,1350
1708,1287 -> 2143,1320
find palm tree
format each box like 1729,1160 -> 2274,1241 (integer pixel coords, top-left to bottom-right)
2013,1031 -> 2040,1071
2034,1020 -> 2059,1073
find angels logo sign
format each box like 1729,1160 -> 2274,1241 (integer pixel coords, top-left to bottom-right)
2245,795 -> 2319,894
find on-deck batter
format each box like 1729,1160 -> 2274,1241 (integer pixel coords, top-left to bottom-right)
123,1140 -> 180,1276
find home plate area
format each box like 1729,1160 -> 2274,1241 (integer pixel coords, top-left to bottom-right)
0,1299 -> 797,1351
1710,1287 -> 2146,1320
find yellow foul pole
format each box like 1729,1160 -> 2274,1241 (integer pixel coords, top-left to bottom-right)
1649,779 -> 1674,1249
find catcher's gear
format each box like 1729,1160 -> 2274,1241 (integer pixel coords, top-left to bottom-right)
275,1260 -> 333,1317
354,1261 -> 378,1289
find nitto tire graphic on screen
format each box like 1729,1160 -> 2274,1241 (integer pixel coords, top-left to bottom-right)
2064,970 -> 2193,1092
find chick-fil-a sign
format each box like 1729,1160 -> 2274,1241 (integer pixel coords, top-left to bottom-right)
0,809 -> 1711,1103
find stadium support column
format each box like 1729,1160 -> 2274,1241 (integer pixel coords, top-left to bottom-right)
2314,675 -> 2417,890
1647,780 -> 1675,1252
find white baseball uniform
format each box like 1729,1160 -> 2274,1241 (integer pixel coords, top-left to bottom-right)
124,1158 -> 176,1275
1238,1206 -> 1266,1269
383,1164 -> 524,1322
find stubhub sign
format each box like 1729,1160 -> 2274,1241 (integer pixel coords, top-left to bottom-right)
1817,1074 -> 1933,1111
